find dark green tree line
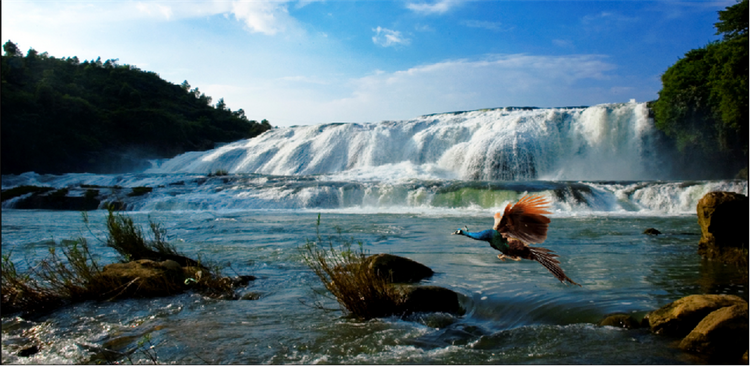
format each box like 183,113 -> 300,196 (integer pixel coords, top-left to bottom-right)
651,0 -> 748,176
1,43 -> 272,174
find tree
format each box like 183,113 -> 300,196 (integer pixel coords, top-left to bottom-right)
715,0 -> 748,40
652,0 -> 748,164
216,98 -> 227,111
1,43 -> 272,174
3,40 -> 22,57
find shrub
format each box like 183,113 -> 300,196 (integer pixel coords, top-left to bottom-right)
301,214 -> 402,319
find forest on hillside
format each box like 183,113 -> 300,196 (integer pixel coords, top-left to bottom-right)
1,42 -> 271,175
651,0 -> 748,177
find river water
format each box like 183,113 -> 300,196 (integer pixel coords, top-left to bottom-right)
2,179 -> 748,364
2,103 -> 748,364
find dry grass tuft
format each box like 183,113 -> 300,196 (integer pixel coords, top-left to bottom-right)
2,210 -> 249,317
301,214 -> 403,319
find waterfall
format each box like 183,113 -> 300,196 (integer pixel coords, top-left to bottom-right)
151,102 -> 662,181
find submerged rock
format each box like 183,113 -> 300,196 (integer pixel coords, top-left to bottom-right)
696,191 -> 749,265
679,302 -> 748,361
645,294 -> 747,337
598,313 -> 641,329
643,228 -> 661,236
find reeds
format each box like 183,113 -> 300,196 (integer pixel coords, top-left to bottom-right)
301,214 -> 403,319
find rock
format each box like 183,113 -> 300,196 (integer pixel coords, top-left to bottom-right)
363,254 -> 434,283
598,313 -> 640,329
696,192 -> 749,265
96,259 -> 187,298
645,294 -> 747,336
679,303 -> 749,361
13,189 -> 100,211
240,292 -> 261,300
18,345 -> 39,357
643,228 -> 662,235
397,285 -> 464,316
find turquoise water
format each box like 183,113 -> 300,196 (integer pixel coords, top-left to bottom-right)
2,208 -> 746,364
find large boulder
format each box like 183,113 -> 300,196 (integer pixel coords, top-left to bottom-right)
696,192 -> 749,265
363,253 -> 434,283
678,303 -> 748,361
645,294 -> 747,336
95,259 -> 187,298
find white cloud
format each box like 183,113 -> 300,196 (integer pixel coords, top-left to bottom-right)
372,27 -> 410,47
553,39 -> 574,48
231,1 -> 297,35
462,20 -> 505,31
406,0 -> 463,15
316,54 -> 619,121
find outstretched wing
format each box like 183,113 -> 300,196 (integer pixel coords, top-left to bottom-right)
493,194 -> 551,244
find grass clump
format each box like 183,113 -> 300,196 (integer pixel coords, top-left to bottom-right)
2,210 -> 252,317
301,214 -> 402,320
0,237 -> 123,316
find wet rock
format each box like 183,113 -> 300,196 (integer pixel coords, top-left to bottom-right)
645,294 -> 747,336
397,285 -> 463,316
598,313 -> 640,329
363,253 -> 434,283
679,303 -> 748,361
12,188 -> 100,211
240,292 -> 262,301
696,191 -> 749,265
17,345 -> 39,357
643,228 -> 661,235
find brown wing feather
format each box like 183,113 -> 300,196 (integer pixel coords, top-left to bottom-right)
493,194 -> 551,244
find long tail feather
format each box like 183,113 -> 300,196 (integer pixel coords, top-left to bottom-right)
529,246 -> 580,286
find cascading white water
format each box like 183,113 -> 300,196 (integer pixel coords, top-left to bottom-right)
149,102 -> 663,181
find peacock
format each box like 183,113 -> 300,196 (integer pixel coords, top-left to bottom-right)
452,194 -> 580,286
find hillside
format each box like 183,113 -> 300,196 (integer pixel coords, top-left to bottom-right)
1,42 -> 271,175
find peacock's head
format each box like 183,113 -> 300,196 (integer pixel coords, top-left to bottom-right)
452,226 -> 469,235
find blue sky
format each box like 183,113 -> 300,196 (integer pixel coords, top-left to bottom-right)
1,0 -> 733,127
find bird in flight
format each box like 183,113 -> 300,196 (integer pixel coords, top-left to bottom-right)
452,194 -> 580,286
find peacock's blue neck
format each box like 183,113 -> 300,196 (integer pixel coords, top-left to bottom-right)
464,229 -> 495,241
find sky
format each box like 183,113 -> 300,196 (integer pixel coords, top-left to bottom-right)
1,0 -> 734,127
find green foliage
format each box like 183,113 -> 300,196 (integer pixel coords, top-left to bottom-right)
652,0 -> 748,167
715,0 -> 749,40
1,42 -> 273,175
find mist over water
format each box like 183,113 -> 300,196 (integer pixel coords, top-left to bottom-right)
149,102 -> 667,181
